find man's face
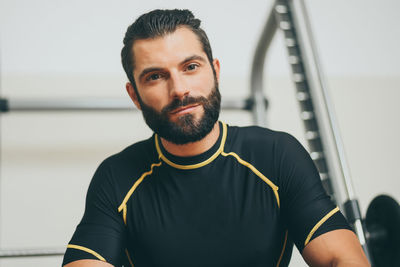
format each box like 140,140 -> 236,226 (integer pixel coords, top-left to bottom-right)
128,27 -> 221,144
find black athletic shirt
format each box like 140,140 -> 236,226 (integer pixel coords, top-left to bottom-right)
63,122 -> 351,267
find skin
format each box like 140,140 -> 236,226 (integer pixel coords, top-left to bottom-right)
302,229 -> 370,267
64,260 -> 112,267
65,27 -> 370,267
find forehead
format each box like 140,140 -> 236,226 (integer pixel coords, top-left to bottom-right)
132,27 -> 206,71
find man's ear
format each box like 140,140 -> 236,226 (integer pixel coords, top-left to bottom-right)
212,58 -> 221,82
126,82 -> 141,110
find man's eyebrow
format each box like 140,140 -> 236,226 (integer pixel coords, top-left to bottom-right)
138,67 -> 163,81
181,55 -> 207,64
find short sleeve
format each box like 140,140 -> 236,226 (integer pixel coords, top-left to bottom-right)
276,133 -> 351,252
63,160 -> 127,266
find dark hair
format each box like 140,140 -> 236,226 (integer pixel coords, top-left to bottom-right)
121,9 -> 214,93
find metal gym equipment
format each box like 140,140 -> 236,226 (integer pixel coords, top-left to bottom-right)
250,0 -> 399,266
0,0 -> 399,265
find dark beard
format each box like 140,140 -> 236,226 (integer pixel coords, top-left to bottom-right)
138,83 -> 221,145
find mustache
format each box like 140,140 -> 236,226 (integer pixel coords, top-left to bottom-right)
161,95 -> 208,114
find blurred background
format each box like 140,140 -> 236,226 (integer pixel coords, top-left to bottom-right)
0,0 -> 399,266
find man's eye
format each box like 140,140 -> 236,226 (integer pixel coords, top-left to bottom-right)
186,64 -> 198,71
147,73 -> 162,81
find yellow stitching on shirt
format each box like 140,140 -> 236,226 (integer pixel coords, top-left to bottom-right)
221,151 -> 280,207
276,230 -> 288,267
125,249 -> 134,267
304,206 -> 340,246
67,244 -> 106,262
123,205 -> 127,225
118,161 -> 162,212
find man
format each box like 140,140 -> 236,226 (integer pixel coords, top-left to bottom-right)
63,9 -> 369,267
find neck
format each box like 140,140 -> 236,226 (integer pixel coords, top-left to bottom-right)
160,122 -> 220,157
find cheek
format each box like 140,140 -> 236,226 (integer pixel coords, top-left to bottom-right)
187,72 -> 215,94
140,88 -> 170,110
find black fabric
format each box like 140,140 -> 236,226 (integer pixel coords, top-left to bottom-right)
63,122 -> 351,267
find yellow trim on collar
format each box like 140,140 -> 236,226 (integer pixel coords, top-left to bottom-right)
155,122 -> 227,170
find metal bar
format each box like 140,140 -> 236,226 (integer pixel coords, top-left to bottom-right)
274,0 -> 336,201
297,0 -> 356,200
0,97 -> 251,112
4,98 -> 134,112
249,1 -> 278,126
221,98 -> 253,111
0,248 -> 65,258
290,0 -> 373,263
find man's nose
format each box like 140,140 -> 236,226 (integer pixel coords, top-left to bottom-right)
169,72 -> 189,99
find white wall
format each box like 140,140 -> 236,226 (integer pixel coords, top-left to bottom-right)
0,0 -> 399,266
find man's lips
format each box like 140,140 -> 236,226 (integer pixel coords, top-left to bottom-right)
170,104 -> 201,115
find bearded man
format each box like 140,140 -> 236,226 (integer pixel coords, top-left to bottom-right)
63,9 -> 369,267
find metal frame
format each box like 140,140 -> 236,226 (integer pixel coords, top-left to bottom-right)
249,2 -> 277,127
0,98 -> 252,113
250,0 -> 373,263
0,248 -> 65,258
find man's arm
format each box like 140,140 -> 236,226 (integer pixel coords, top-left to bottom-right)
302,229 -> 370,267
63,160 -> 127,266
64,259 -> 114,267
273,133 -> 369,266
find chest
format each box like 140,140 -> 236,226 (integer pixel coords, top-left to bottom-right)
124,164 -> 285,266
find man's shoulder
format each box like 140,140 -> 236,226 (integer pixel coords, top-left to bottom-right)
104,135 -> 157,165
95,135 -> 159,183
88,135 -> 160,203
227,123 -> 294,148
225,123 -> 303,167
